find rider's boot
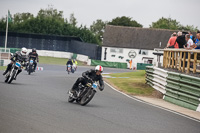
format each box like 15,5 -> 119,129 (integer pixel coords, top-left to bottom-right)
3,64 -> 11,75
70,85 -> 78,98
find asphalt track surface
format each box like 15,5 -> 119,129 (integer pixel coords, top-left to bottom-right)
0,64 -> 199,133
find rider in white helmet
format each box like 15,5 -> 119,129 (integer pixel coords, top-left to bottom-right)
70,65 -> 104,97
3,47 -> 28,79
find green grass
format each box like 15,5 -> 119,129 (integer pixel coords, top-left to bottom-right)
0,66 -> 6,71
104,70 -> 154,96
0,56 -> 86,71
39,56 -> 86,66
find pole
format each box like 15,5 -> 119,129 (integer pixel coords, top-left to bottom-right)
5,11 -> 9,52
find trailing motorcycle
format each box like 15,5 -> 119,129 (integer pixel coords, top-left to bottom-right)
5,61 -> 21,84
68,81 -> 98,106
67,64 -> 74,74
27,59 -> 35,75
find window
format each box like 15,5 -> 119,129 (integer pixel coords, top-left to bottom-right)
138,49 -> 148,55
110,48 -> 123,53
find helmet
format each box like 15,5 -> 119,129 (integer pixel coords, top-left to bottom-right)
21,47 -> 27,55
32,48 -> 36,52
95,65 -> 103,72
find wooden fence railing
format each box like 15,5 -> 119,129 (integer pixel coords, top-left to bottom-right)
163,48 -> 200,74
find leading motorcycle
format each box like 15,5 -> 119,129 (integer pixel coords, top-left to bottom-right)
68,81 -> 98,106
5,61 -> 21,84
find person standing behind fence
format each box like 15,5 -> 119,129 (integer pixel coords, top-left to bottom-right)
176,31 -> 186,48
129,59 -> 132,70
166,32 -> 179,48
184,34 -> 194,50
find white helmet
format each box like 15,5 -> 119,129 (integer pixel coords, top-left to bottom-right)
21,47 -> 28,55
95,65 -> 103,72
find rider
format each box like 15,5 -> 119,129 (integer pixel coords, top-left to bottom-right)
70,65 -> 104,96
28,48 -> 39,71
3,47 -> 28,79
66,59 -> 73,71
72,59 -> 78,70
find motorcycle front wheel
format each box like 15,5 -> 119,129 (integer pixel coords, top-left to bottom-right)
80,89 -> 96,106
8,70 -> 16,84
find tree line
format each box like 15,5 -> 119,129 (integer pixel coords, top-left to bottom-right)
0,6 -> 198,45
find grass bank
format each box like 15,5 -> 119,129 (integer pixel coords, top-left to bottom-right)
0,56 -> 86,70
39,56 -> 86,66
104,70 -> 155,96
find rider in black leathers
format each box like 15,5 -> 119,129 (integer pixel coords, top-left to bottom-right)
70,65 -> 104,96
28,48 -> 39,71
66,59 -> 73,71
3,47 -> 28,79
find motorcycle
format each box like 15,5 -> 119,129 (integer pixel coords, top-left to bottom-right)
67,64 -> 74,74
5,61 -> 21,84
27,59 -> 35,75
68,81 -> 98,106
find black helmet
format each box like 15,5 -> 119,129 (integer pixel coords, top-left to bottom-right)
32,48 -> 36,52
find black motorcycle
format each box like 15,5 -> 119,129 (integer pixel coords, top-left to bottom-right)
27,59 -> 35,75
5,61 -> 21,84
68,81 -> 98,106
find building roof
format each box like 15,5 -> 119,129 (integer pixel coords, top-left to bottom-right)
103,25 -> 181,50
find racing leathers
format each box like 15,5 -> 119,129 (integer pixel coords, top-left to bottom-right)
3,51 -> 28,77
28,52 -> 39,70
66,60 -> 73,71
71,69 -> 104,93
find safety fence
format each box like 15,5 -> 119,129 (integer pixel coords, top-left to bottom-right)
146,66 -> 200,112
90,59 -> 127,69
163,48 -> 200,74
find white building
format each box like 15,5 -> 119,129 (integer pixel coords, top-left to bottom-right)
101,25 -> 177,68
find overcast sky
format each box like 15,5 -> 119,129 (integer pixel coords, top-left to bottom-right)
0,0 -> 199,29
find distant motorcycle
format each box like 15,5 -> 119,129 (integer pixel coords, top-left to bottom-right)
27,59 -> 35,75
67,64 -> 74,74
68,81 -> 98,106
5,61 -> 21,84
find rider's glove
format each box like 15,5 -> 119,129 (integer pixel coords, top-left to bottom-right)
88,78 -> 93,83
99,86 -> 104,91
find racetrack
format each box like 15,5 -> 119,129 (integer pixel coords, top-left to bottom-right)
0,64 -> 199,133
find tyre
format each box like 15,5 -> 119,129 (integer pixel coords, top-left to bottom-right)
28,65 -> 32,75
80,89 -> 96,106
5,74 -> 10,83
8,70 -> 16,84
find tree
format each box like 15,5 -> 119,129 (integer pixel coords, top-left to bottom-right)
108,16 -> 143,27
69,13 -> 77,27
13,13 -> 34,24
90,19 -> 107,44
150,17 -> 180,30
150,17 -> 198,32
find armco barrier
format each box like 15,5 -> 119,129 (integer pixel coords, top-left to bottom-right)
145,66 -> 200,112
91,60 -> 127,69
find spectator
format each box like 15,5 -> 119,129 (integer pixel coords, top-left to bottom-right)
166,32 -> 179,48
176,31 -> 186,48
184,34 -> 194,67
184,34 -> 194,50
195,33 -> 200,49
129,59 -> 132,70
188,31 -> 195,43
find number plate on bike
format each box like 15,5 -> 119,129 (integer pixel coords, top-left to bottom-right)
15,62 -> 21,67
92,83 -> 97,89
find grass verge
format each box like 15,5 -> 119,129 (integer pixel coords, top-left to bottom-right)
104,70 -> 155,96
0,56 -> 86,71
39,56 -> 86,66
